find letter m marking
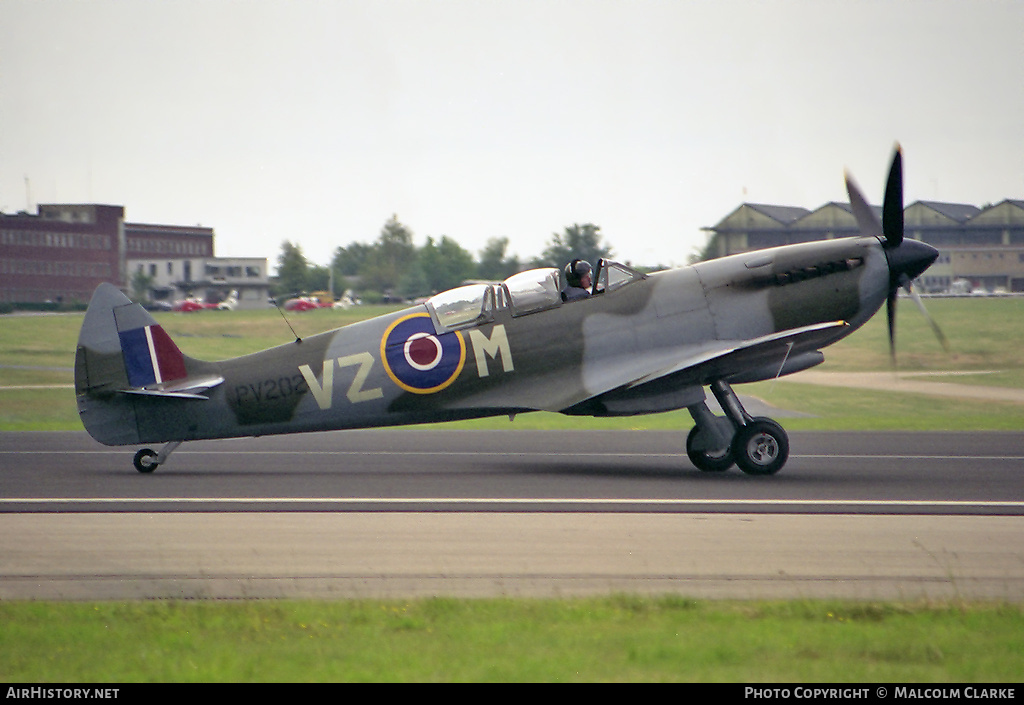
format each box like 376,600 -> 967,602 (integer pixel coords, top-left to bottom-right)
469,325 -> 514,378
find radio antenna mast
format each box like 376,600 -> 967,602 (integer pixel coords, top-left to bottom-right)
271,295 -> 302,344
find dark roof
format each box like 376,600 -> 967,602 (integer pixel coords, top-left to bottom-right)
809,201 -> 878,216
743,204 -> 811,224
912,201 -> 981,223
708,198 -> 1022,233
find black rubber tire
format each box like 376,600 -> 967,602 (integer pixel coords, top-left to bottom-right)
686,425 -> 735,472
133,448 -> 158,474
732,418 -> 789,476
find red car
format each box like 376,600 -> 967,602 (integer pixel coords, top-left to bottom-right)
283,297 -> 327,311
173,298 -> 217,312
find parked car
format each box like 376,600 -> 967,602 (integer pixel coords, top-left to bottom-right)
173,297 -> 216,312
283,296 -> 330,311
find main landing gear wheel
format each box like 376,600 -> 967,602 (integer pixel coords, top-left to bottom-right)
688,384 -> 791,475
686,426 -> 734,472
732,418 -> 789,476
133,448 -> 158,474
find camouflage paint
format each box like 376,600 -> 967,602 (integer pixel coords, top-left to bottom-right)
74,235 -> 901,447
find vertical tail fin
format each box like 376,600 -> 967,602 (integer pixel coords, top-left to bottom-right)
113,299 -> 188,388
75,284 -> 146,444
75,283 -> 218,445
75,284 -> 188,395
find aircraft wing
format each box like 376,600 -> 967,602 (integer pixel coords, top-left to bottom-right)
440,320 -> 847,415
625,320 -> 848,388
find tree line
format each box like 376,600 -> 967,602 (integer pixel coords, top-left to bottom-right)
274,216 -> 624,302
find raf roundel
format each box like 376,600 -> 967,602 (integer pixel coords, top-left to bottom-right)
381,313 -> 466,393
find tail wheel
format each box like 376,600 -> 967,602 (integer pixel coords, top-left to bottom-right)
686,426 -> 734,472
732,418 -> 789,476
133,448 -> 158,474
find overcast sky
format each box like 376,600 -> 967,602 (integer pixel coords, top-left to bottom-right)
2,0 -> 1022,271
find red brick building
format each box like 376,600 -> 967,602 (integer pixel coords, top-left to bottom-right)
0,204 -> 213,304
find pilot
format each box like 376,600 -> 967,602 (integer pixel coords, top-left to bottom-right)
562,259 -> 593,301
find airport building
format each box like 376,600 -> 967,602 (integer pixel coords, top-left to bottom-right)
0,203 -> 269,308
704,199 -> 1024,293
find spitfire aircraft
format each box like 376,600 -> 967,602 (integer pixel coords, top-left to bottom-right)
75,147 -> 942,475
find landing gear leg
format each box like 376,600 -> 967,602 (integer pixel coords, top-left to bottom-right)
711,380 -> 789,476
132,440 -> 182,474
685,400 -> 735,472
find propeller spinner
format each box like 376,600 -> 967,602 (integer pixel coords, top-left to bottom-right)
845,146 -> 947,361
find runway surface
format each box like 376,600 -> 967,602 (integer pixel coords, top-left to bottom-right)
2,429 -> 1023,600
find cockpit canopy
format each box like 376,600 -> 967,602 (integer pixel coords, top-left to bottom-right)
425,259 -> 645,332
427,284 -> 496,330
503,268 -> 563,316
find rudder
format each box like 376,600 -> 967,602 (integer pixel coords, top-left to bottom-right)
75,283 -> 194,445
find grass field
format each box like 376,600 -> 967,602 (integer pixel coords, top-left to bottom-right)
2,598 -> 1022,682
2,297 -> 1022,682
2,296 -> 1023,431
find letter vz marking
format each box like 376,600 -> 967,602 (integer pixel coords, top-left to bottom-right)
298,352 -> 384,410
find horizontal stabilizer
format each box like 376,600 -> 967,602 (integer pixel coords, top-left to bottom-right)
113,304 -> 222,398
120,374 -> 225,400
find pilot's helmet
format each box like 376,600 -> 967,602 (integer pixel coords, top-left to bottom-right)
564,259 -> 592,288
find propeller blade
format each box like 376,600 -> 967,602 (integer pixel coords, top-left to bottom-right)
882,145 -> 904,247
876,147 -> 945,367
900,275 -> 950,352
887,289 -> 898,364
845,171 -> 883,238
